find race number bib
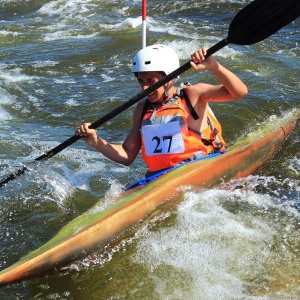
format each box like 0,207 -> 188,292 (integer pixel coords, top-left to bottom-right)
142,121 -> 184,156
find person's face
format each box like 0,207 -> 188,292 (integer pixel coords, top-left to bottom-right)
137,71 -> 168,103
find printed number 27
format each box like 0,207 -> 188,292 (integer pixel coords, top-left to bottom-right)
153,136 -> 172,153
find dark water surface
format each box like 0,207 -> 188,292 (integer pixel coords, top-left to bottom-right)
0,0 -> 299,299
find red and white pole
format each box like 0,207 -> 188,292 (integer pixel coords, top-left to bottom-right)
142,0 -> 147,48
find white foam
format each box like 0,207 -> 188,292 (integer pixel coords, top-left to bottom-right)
0,87 -> 16,104
36,0 -> 100,41
0,87 -> 15,121
102,16 -> 143,30
38,0 -> 92,17
54,78 -> 76,84
288,158 -> 300,175
0,30 -> 19,36
133,186 -> 298,298
80,64 -> 96,74
65,99 -> 80,106
0,108 -> 12,121
0,68 -> 36,84
43,30 -> 97,42
32,60 -> 60,68
100,74 -> 114,82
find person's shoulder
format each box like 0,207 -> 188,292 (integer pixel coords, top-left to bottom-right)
132,99 -> 147,120
182,82 -> 213,106
135,98 -> 147,110
184,82 -> 207,89
183,82 -> 207,96
186,82 -> 214,94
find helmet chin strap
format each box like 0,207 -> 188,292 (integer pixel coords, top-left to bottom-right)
163,78 -> 177,100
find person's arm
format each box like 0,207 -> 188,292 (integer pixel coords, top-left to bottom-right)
189,47 -> 248,102
76,102 -> 143,166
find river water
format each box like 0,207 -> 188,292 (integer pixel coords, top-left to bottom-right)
0,0 -> 299,299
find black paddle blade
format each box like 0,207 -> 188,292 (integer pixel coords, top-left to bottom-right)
228,0 -> 300,45
0,166 -> 28,188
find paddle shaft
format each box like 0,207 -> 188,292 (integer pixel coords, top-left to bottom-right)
1,0 -> 299,187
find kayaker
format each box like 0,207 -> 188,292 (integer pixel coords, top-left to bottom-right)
76,45 -> 248,177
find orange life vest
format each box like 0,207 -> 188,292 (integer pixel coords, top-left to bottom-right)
141,88 -> 225,172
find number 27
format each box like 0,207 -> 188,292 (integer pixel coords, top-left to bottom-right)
152,135 -> 173,153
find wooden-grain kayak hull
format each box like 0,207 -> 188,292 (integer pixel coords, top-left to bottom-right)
0,110 -> 299,286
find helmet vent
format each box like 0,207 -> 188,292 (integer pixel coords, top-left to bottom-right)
145,61 -> 151,65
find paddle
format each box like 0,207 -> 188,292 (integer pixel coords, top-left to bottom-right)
0,0 -> 299,188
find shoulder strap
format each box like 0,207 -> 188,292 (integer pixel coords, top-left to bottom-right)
181,88 -> 199,120
141,99 -> 151,120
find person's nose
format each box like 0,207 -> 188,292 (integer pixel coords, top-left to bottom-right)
140,83 -> 150,90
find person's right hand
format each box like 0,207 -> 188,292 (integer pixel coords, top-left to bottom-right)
76,123 -> 98,147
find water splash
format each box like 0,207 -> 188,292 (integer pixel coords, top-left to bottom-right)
0,160 -> 76,210
61,164 -> 89,191
132,177 -> 300,299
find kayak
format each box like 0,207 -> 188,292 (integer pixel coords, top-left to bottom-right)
0,109 -> 299,286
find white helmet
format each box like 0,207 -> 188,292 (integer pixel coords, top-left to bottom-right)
131,44 -> 179,75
